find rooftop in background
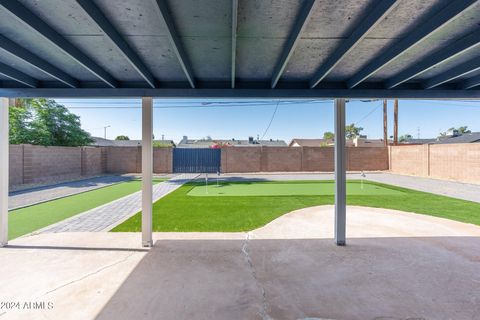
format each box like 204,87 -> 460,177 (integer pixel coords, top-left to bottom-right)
289,139 -> 331,147
432,132 -> 480,144
91,137 -> 175,147
177,136 -> 287,148
399,138 -> 437,145
290,137 -> 389,147
0,1 -> 479,99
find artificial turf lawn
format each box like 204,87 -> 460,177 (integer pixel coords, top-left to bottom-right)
8,178 -> 164,240
112,180 -> 480,233
188,181 -> 404,196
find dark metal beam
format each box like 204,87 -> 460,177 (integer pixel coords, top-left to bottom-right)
347,0 -> 477,89
310,0 -> 398,88
1,88 -> 479,99
0,0 -> 117,88
76,0 -> 156,88
271,0 -> 317,88
231,0 -> 238,89
386,32 -> 480,89
424,57 -> 480,89
461,74 -> 480,90
151,0 -> 195,88
0,62 -> 38,88
0,35 -> 78,88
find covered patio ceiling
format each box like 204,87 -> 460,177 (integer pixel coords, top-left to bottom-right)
0,0 -> 479,98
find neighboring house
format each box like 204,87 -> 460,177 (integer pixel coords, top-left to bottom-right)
289,137 -> 387,147
432,132 -> 480,144
177,136 -> 287,148
90,137 -> 175,147
289,139 -> 332,147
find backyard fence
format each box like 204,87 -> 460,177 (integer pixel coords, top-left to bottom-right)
389,143 -> 480,184
8,145 -> 389,189
220,146 -> 388,173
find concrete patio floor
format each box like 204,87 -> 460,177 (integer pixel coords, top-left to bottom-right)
1,206 -> 480,320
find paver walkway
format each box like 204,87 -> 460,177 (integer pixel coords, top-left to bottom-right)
8,175 -> 135,210
34,174 -> 198,234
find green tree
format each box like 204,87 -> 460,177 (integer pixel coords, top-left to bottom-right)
9,103 -> 33,144
153,141 -> 172,148
8,98 -> 92,147
440,126 -> 471,137
345,123 -> 363,139
452,126 -> 471,134
115,135 -> 130,141
323,131 -> 334,140
399,134 -> 413,142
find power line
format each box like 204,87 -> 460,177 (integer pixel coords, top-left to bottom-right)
63,99 -> 335,110
260,101 -> 280,140
353,101 -> 383,126
413,100 -> 480,109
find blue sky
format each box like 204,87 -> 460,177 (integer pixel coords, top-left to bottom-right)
56,99 -> 480,143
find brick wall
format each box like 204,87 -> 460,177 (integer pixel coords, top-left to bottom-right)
389,145 -> 428,176
7,144 -> 392,189
262,147 -> 302,172
390,143 -> 480,184
22,145 -> 82,185
221,147 -> 262,172
8,145 -> 175,188
81,147 -> 105,177
105,146 -> 173,174
221,146 -> 389,173
9,145 -> 23,187
302,147 -> 334,171
154,148 -> 173,173
348,147 -> 389,171
105,146 -> 140,174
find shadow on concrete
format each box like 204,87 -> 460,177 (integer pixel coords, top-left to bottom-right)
9,175 -> 133,196
3,244 -> 149,253
94,236 -> 480,320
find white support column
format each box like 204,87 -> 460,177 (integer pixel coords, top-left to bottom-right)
0,98 -> 9,247
142,97 -> 153,247
334,98 -> 346,246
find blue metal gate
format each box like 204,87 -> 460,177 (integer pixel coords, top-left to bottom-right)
173,148 -> 221,173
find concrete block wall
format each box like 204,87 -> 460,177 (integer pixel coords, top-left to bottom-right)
105,147 -> 140,174
22,145 -> 82,185
389,143 -> 480,184
221,147 -> 262,172
348,147 -> 389,171
429,144 -> 480,183
261,147 -> 302,172
9,145 -> 23,187
301,147 -> 334,171
221,146 -> 389,173
105,146 -> 174,174
153,148 -> 173,173
389,145 -> 428,176
8,145 -> 175,188
81,147 -> 105,177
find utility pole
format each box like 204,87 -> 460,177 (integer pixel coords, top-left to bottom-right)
103,125 -> 111,139
383,99 -> 388,146
393,99 -> 399,145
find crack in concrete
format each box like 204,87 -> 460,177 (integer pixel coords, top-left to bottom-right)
0,253 -> 137,320
41,251 -> 138,297
242,232 -> 271,320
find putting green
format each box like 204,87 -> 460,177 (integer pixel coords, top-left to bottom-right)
187,181 -> 404,197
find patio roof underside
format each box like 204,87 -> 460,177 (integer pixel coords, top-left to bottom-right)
0,0 -> 480,98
